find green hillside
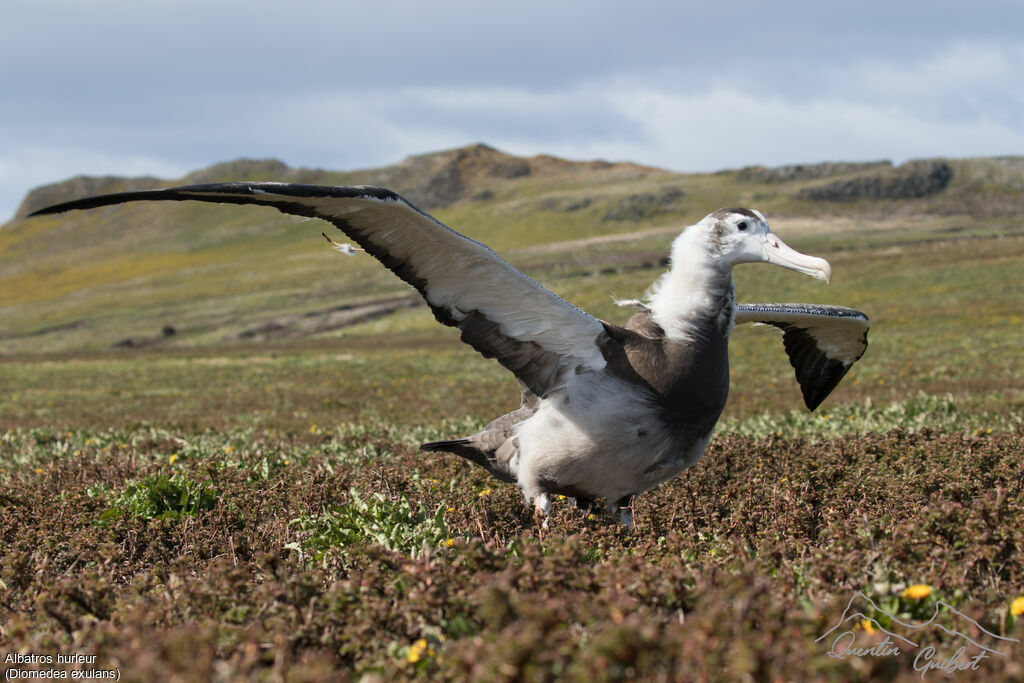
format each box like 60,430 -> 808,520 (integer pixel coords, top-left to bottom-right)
3,146 -> 1023,357
1,145 -> 1023,424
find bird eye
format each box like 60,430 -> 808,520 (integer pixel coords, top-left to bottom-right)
737,221 -> 748,231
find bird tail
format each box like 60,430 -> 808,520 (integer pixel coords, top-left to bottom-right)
420,438 -> 478,461
420,438 -> 515,483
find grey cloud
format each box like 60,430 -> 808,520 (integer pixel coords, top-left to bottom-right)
3,0 -> 1024,219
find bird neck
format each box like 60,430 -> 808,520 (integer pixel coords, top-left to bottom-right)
646,238 -> 736,342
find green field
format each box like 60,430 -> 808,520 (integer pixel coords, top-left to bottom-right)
2,151 -> 1023,680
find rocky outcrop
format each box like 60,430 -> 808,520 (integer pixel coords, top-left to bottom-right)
796,160 -> 954,201
736,160 -> 892,183
601,186 -> 685,222
537,196 -> 594,213
368,143 -> 657,209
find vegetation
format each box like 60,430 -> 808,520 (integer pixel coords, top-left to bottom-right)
1,148 -> 1023,679
2,420 -> 1022,680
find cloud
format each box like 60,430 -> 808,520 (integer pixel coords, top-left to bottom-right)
603,86 -> 1024,170
3,4 -> 1024,220
258,48 -> 1024,174
824,42 -> 1024,126
5,63 -> 1024,222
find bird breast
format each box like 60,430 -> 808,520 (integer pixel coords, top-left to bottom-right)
513,371 -> 696,501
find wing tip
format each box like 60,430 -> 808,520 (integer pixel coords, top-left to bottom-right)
803,392 -> 826,412
800,360 -> 854,411
25,183 -> 410,219
27,188 -> 187,217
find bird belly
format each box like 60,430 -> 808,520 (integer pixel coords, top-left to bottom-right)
637,430 -> 713,490
513,373 -> 683,503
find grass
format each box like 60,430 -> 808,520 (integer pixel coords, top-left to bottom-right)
292,488 -> 451,566
93,471 -> 219,523
2,225 -> 1021,429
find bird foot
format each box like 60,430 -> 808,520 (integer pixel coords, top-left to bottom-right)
533,493 -> 551,529
607,495 -> 636,529
570,496 -> 595,513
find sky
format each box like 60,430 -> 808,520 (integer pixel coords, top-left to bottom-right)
3,0 -> 1024,221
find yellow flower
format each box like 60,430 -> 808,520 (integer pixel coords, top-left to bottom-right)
1011,596 -> 1024,617
861,619 -> 877,634
444,538 -> 456,547
169,454 -> 178,465
309,424 -> 319,434
446,506 -> 455,513
557,495 -> 567,500
407,638 -> 434,664
478,488 -> 492,497
903,584 -> 932,600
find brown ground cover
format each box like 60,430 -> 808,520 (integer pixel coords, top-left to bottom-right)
2,424 -> 1022,681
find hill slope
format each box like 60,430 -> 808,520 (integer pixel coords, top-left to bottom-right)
2,145 -> 1023,355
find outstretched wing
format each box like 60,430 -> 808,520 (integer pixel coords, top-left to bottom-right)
30,182 -> 608,396
734,303 -> 869,411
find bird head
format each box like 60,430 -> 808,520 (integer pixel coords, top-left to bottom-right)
695,208 -> 832,283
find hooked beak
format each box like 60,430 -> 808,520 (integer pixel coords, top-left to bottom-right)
762,232 -> 832,283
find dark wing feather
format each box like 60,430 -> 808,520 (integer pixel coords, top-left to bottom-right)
734,303 -> 869,410
31,183 -> 609,396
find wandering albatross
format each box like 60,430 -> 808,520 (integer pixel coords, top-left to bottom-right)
31,183 -> 869,526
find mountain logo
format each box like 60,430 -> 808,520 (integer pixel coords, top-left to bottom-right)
816,592 -> 1019,676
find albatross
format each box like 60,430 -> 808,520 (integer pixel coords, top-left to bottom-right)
31,183 -> 869,526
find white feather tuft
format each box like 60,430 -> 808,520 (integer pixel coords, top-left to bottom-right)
612,297 -> 650,312
321,232 -> 362,256
331,243 -> 360,256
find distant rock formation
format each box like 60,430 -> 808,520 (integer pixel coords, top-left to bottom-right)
796,160 -> 954,201
736,160 -> 892,184
601,186 -> 685,222
365,143 -> 657,209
